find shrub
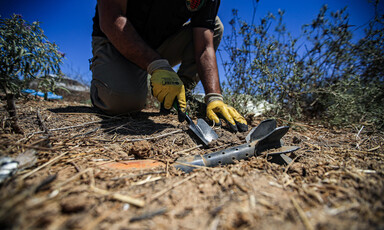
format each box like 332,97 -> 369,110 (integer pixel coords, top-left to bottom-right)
220,2 -> 384,129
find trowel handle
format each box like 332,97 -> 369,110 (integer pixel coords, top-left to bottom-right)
172,100 -> 187,123
159,101 -> 187,122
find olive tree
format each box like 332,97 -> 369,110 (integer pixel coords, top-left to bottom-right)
0,14 -> 64,133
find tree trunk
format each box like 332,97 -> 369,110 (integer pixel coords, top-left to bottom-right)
5,93 -> 23,134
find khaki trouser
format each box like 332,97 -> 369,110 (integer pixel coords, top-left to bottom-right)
90,17 -> 223,115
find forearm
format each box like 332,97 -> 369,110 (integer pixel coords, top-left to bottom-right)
196,47 -> 221,94
193,28 -> 221,95
98,1 -> 161,70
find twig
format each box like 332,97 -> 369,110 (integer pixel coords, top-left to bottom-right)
131,176 -> 162,186
27,120 -> 102,135
173,161 -> 220,171
367,146 -> 380,152
150,174 -> 196,202
123,130 -> 183,142
69,160 -> 81,172
290,196 -> 314,230
209,217 -> 221,230
356,125 -> 364,140
19,151 -> 69,180
91,185 -> 145,208
104,122 -> 133,134
52,112 -> 112,117
304,141 -> 321,150
26,117 -> 124,136
93,129 -> 183,143
174,144 -> 204,155
277,118 -> 313,129
70,127 -> 99,139
284,154 -> 302,174
129,207 -> 168,222
166,160 -> 169,178
53,168 -> 92,190
110,171 -> 165,181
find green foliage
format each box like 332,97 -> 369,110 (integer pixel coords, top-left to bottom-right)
221,2 -> 384,129
0,14 -> 64,95
37,74 -> 70,100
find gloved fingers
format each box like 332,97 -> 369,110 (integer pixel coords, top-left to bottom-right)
176,85 -> 187,113
219,115 -> 238,132
151,86 -> 161,100
206,108 -> 221,126
216,106 -> 236,127
175,85 -> 187,122
227,106 -> 248,132
235,121 -> 248,132
150,69 -> 184,110
215,106 -> 238,132
155,90 -> 168,107
206,100 -> 247,133
163,89 -> 178,110
207,100 -> 235,129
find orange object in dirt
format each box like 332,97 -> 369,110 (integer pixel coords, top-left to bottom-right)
100,160 -> 165,171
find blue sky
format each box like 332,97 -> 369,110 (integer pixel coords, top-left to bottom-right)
0,0 -> 381,87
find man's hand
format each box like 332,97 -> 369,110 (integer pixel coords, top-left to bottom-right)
205,93 -> 248,133
148,59 -> 187,112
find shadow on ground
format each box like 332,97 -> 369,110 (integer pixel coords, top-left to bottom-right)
48,106 -> 175,136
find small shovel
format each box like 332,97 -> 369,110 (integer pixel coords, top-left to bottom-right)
162,102 -> 218,146
185,115 -> 218,146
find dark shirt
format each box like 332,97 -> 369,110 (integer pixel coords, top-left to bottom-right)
92,0 -> 220,49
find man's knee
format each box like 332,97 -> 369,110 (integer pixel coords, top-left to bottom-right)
91,80 -> 147,115
90,36 -> 149,115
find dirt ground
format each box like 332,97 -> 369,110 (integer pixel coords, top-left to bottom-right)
0,95 -> 383,230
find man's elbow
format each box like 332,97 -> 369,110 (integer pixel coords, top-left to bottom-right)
99,18 -> 113,36
100,16 -> 127,38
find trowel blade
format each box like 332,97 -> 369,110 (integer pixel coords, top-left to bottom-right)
196,119 -> 218,142
189,120 -> 210,146
187,117 -> 218,146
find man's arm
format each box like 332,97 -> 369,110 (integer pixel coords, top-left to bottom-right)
193,27 -> 248,132
97,0 -> 161,69
193,27 -> 221,94
97,0 -> 186,111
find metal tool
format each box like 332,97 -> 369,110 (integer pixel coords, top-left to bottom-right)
161,102 -> 218,146
186,115 -> 218,146
174,119 -> 299,173
246,119 -> 297,165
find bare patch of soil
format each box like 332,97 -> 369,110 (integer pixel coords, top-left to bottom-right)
0,98 -> 383,230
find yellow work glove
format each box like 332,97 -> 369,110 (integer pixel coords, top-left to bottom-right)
148,59 -> 187,113
205,93 -> 248,133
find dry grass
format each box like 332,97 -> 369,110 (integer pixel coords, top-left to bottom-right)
0,97 -> 383,229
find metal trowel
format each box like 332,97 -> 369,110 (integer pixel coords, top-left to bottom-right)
162,102 -> 218,146
185,115 -> 218,146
